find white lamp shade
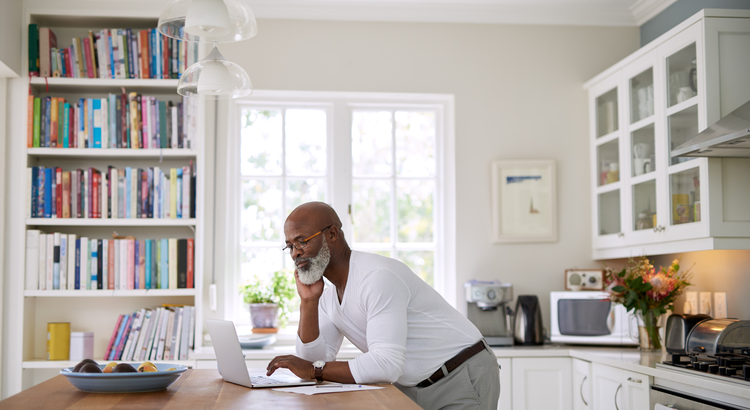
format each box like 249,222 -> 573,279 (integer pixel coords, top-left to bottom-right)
185,0 -> 230,38
158,0 -> 258,43
177,46 -> 252,99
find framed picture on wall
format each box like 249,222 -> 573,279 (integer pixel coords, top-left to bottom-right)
491,159 -> 557,243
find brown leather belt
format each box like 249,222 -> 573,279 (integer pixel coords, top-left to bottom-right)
416,339 -> 489,388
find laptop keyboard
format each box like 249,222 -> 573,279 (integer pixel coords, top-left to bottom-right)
250,376 -> 287,386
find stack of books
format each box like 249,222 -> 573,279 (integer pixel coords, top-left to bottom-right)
24,232 -> 194,291
29,25 -> 198,79
27,164 -> 196,220
26,93 -> 198,149
104,306 -> 195,362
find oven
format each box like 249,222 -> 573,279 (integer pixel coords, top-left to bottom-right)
651,385 -> 750,410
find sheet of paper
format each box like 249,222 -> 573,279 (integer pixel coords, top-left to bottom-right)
272,384 -> 386,395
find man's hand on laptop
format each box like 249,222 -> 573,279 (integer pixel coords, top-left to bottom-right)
267,355 -> 314,380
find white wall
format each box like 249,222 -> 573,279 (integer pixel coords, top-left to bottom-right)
0,0 -> 21,77
210,19 -> 641,330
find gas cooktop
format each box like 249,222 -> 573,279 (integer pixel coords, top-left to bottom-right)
657,352 -> 750,387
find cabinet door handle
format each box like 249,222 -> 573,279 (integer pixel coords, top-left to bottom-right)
614,383 -> 622,410
579,375 -> 588,406
627,377 -> 642,383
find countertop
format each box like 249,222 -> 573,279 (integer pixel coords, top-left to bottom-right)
194,343 -> 750,402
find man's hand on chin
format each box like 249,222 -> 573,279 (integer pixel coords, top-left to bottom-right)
266,355 -> 314,380
294,270 -> 324,301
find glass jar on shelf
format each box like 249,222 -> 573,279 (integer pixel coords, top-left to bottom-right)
636,212 -> 653,230
606,162 -> 619,184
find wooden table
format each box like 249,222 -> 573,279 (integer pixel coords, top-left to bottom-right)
0,370 -> 422,410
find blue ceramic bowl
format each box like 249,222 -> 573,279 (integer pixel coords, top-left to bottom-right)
60,363 -> 188,393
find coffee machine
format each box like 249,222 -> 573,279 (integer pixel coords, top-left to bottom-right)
464,280 -> 514,346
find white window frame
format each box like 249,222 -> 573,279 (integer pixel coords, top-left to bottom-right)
225,90 -> 457,326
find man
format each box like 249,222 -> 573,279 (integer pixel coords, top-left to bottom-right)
267,202 -> 499,410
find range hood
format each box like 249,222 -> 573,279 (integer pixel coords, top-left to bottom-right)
671,99 -> 750,158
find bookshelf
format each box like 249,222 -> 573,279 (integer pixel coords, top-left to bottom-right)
5,7 -> 207,392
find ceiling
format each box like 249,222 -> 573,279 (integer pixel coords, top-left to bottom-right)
246,0 -> 678,26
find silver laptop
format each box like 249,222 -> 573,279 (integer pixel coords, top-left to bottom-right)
205,318 -> 317,388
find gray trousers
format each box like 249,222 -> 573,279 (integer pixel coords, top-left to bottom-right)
395,348 -> 500,410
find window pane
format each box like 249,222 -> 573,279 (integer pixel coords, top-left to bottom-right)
286,178 -> 327,216
395,111 -> 435,177
352,179 -> 391,243
399,251 -> 434,286
241,109 -> 282,175
239,248 -> 285,305
242,179 -> 283,243
352,111 -> 392,177
286,109 -> 327,175
397,180 -> 434,242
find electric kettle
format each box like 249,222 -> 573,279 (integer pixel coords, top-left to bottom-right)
514,295 -> 545,345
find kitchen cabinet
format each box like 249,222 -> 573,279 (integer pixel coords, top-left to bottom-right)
511,358 -> 572,410
591,363 -> 650,410
585,9 -> 750,259
573,359 -> 591,410
498,358 -> 512,410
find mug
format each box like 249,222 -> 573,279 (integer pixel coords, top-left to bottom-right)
633,143 -> 650,159
677,87 -> 695,103
633,158 -> 648,176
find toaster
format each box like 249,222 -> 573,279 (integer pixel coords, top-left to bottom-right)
665,314 -> 712,355
686,319 -> 750,358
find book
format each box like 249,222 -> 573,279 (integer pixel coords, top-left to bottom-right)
33,98 -> 41,147
151,239 -> 158,289
177,239 -> 187,288
67,234 -> 76,290
59,234 -> 67,290
50,97 -> 57,147
45,233 -> 54,290
27,95 -> 34,147
171,307 -> 183,360
55,168 -> 62,218
168,239 -> 177,290
119,240 -> 128,290
132,309 -> 152,361
74,238 -> 80,289
39,27 -> 57,77
160,239 -> 168,289
143,307 -> 161,360
53,233 -> 60,290
91,239 -> 98,289
163,309 -> 175,360
38,233 -> 46,290
122,308 -> 144,361
101,239 -> 107,290
79,237 -> 88,290
108,239 -> 115,290
103,314 -> 124,361
25,230 -> 41,290
175,306 -> 193,360
149,308 -> 164,360
187,238 -> 194,289
145,240 -> 152,289
156,309 -> 173,360
29,24 -> 39,75
127,239 -> 135,289
92,99 -> 101,147
138,240 -> 146,289
139,309 -> 158,360
113,313 -> 134,360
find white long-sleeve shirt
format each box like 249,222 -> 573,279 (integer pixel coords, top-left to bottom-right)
296,251 -> 482,386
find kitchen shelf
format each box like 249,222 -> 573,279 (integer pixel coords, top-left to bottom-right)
26,219 -> 197,227
27,148 -> 197,159
22,359 -> 195,369
24,289 -> 197,297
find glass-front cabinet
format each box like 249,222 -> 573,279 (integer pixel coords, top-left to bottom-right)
586,10 -> 750,257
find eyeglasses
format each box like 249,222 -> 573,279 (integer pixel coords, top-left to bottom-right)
282,225 -> 333,254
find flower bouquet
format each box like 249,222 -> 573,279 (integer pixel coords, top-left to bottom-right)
604,257 -> 693,350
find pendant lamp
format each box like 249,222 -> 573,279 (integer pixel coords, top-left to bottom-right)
177,45 -> 252,99
158,0 -> 256,98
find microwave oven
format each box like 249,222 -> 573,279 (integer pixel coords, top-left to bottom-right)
550,291 -> 638,346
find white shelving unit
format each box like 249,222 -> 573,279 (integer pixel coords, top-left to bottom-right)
4,8 -> 206,394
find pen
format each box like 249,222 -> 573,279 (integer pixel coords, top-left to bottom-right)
316,385 -> 343,388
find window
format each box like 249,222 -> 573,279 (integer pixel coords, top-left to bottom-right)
227,91 -> 455,324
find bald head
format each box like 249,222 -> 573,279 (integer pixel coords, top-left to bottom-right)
286,202 -> 342,231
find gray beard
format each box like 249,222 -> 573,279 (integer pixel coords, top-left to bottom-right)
296,240 -> 330,285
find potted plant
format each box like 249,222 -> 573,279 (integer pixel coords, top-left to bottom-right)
239,270 -> 297,332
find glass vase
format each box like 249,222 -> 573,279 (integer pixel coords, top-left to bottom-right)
635,310 -> 665,352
